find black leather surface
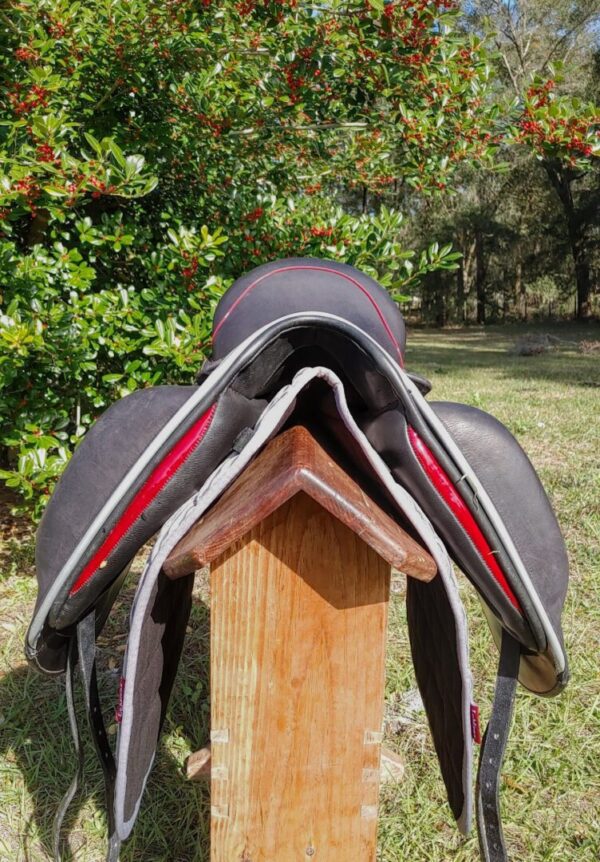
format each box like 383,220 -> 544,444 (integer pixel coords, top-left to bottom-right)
121,571 -> 194,826
476,630 -> 520,862
35,386 -> 197,610
362,408 -> 538,650
51,388 -> 266,630
212,257 -> 406,361
407,575 -> 466,823
431,402 -> 569,646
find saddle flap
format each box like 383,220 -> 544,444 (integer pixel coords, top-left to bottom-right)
363,397 -> 569,697
28,386 -> 266,673
431,401 -> 569,695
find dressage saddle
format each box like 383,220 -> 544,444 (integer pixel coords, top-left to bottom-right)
26,258 -> 569,862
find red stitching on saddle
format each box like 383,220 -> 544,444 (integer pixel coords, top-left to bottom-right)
211,264 -> 404,366
69,404 -> 217,595
407,426 -> 521,611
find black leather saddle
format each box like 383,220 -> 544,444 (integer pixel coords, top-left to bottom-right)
26,258 -> 569,862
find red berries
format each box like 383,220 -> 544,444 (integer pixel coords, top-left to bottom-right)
8,83 -> 48,116
245,207 -> 264,222
36,143 -> 59,163
15,46 -> 38,62
517,105 -> 596,164
309,226 -> 333,238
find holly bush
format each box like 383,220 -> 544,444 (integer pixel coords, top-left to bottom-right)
1,0 -> 498,516
510,71 -> 599,168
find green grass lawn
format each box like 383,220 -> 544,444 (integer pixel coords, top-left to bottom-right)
1,323 -> 598,861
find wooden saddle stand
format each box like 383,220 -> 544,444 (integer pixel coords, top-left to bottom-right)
164,425 -> 437,862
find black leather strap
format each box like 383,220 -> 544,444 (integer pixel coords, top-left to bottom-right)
476,629 -> 521,862
76,611 -> 121,862
53,614 -> 121,862
53,633 -> 82,860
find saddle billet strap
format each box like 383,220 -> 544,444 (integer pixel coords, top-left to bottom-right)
52,634 -> 81,861
476,629 -> 521,862
77,611 -> 122,862
54,613 -> 121,862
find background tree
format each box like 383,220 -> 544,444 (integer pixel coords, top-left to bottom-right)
0,0 -> 498,514
339,3 -> 599,326
464,0 -> 600,319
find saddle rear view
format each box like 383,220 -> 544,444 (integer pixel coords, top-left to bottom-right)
26,258 -> 569,862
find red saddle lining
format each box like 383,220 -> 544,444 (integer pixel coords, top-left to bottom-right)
408,426 -> 521,612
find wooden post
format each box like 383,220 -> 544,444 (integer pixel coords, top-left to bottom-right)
165,427 -> 436,862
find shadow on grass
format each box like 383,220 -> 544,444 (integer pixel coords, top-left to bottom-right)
0,597 -> 211,862
405,324 -> 600,389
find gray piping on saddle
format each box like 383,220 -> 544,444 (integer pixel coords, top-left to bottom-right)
114,366 -> 474,840
27,311 -> 566,686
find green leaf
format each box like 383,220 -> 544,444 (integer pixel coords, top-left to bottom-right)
102,373 -> 124,383
83,132 -> 103,156
108,140 -> 127,168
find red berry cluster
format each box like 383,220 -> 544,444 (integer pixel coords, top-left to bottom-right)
8,83 -> 49,116
527,79 -> 555,109
36,143 -> 60,164
12,175 -> 40,216
181,252 -> 200,288
518,99 -> 597,162
47,18 -> 68,39
309,226 -> 333,238
15,45 -> 39,63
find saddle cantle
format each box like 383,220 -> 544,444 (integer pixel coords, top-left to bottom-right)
26,258 -> 569,862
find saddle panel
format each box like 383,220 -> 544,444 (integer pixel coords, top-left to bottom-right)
363,400 -> 569,695
363,409 -> 534,644
35,385 -> 195,605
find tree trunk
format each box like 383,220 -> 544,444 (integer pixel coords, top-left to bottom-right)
571,230 -> 592,319
434,283 -> 447,328
457,236 -> 476,324
456,253 -> 466,324
456,260 -> 465,324
475,230 -> 486,325
544,162 -> 592,319
515,259 -> 527,320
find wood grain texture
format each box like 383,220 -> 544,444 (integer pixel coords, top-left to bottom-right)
210,491 -> 391,862
164,425 -> 436,582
